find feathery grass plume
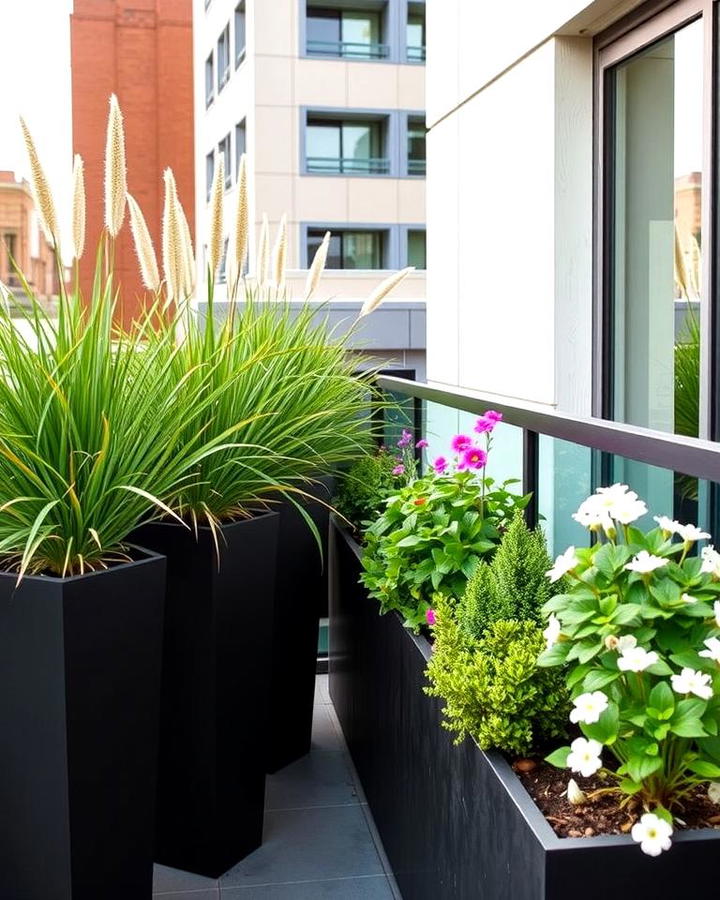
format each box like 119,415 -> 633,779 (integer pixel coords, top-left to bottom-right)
177,196 -> 195,298
256,213 -> 270,284
231,153 -> 249,284
208,157 -> 225,277
271,213 -> 287,289
104,94 -> 127,237
71,154 -> 86,261
127,194 -> 160,291
162,168 -> 184,303
304,230 -> 330,301
359,266 -> 414,318
19,117 -> 59,247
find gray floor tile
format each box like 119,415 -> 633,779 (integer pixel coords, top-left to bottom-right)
311,703 -> 344,752
153,864 -> 218,893
221,874 -> 394,898
265,751 -> 360,810
314,673 -> 331,704
154,891 -> 219,899
220,805 -> 385,887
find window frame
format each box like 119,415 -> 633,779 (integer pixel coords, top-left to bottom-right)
217,24 -> 231,93
218,133 -> 232,190
235,2 -> 246,68
235,119 -> 247,177
206,151 -> 215,201
205,52 -> 215,108
593,0 -> 716,438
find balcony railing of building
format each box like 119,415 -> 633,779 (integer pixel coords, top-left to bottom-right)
306,156 -> 391,175
406,45 -> 426,62
306,39 -> 390,60
407,159 -> 426,175
376,375 -> 720,551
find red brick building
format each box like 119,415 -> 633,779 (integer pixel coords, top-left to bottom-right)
70,0 -> 195,324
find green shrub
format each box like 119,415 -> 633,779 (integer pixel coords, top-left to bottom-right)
459,513 -> 558,638
360,470 -> 527,628
333,449 -> 398,533
425,597 -> 569,756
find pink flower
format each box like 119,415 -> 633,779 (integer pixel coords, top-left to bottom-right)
461,446 -> 487,470
474,410 -> 504,434
397,429 -> 413,449
432,456 -> 448,474
485,410 -> 503,422
392,465 -> 405,476
451,434 -> 472,453
426,609 -> 436,626
415,439 -> 429,449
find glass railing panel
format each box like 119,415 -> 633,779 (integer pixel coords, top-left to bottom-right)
306,40 -> 390,59
306,157 -> 390,175
407,159 -> 426,175
406,45 -> 426,62
538,436 -> 594,556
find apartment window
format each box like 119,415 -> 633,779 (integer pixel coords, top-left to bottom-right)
219,238 -> 229,283
235,2 -> 246,67
407,229 -> 426,269
218,134 -> 232,188
217,25 -> 230,92
306,116 -> 387,174
206,152 -> 215,200
597,0 -> 710,521
407,117 -> 425,175
306,5 -> 387,60
205,52 -> 214,107
235,119 -> 247,176
406,3 -> 425,62
307,228 -> 385,268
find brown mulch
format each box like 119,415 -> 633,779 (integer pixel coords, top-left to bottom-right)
514,759 -> 720,838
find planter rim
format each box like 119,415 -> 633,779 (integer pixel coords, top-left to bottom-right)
141,509 -> 279,535
335,514 -> 720,854
0,543 -> 164,585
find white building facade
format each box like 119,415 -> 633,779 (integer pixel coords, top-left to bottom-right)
426,0 -> 714,547
193,0 -> 427,372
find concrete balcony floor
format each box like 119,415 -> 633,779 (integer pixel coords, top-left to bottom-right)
152,675 -> 400,899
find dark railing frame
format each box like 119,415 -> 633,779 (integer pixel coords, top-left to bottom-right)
376,376 -> 720,530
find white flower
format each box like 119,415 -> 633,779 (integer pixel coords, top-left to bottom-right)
624,551 -> 668,575
701,546 -> 720,578
572,497 -> 614,534
612,496 -> 649,525
676,523 -> 711,543
671,667 -> 713,700
543,613 -> 561,649
682,593 -> 697,604
708,782 -> 720,805
595,484 -> 648,524
617,645 -> 658,672
699,637 -> 720,663
546,546 -> 578,583
616,635 -> 638,653
604,635 -> 619,651
569,691 -> 609,725
567,737 -> 603,778
631,813 -> 673,857
566,778 -> 587,805
654,515 -> 681,535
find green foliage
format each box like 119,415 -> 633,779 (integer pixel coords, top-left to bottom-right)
0,248 -> 240,576
425,597 -> 569,755
459,513 -> 558,638
675,306 -> 699,500
539,493 -> 720,814
360,470 -> 528,628
333,449 -> 398,533
149,285 -> 377,526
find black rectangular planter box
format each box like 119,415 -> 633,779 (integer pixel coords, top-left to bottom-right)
0,548 -> 166,900
328,518 -> 720,900
134,512 -> 279,878
267,477 -> 333,774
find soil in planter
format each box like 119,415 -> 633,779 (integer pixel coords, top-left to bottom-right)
516,759 -> 720,838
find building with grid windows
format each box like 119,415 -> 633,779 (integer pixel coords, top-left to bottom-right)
194,0 -> 427,374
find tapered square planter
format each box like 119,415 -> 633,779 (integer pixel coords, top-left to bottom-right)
267,477 -> 333,774
0,548 -> 166,900
133,511 -> 279,878
328,517 -> 720,899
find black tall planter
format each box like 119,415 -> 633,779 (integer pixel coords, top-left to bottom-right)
267,477 -> 333,774
133,512 -> 279,878
328,518 -> 720,900
0,549 -> 165,900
